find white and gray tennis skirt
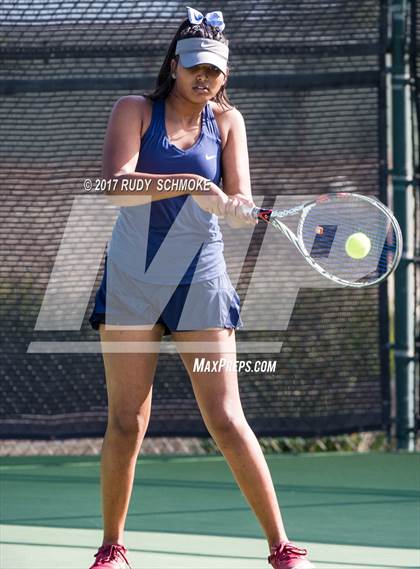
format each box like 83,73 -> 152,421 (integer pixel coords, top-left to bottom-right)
89,256 -> 243,336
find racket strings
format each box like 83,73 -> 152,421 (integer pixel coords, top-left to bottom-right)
299,195 -> 400,285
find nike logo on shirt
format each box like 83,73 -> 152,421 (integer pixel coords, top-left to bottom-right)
205,154 -> 217,160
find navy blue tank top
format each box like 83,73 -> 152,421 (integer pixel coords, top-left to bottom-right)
107,98 -> 226,284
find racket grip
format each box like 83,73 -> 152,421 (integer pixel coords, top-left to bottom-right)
237,203 -> 254,216
238,204 -> 273,222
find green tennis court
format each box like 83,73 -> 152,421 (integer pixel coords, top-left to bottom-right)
1,452 -> 419,568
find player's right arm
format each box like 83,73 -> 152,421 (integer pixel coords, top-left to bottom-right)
101,96 -> 226,214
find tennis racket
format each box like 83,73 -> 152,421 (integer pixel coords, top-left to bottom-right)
239,192 -> 402,287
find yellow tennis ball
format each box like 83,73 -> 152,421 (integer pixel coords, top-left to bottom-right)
345,232 -> 371,259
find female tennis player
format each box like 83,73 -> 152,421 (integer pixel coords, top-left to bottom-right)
88,7 -> 314,569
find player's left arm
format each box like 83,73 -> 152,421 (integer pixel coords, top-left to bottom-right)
221,108 -> 257,226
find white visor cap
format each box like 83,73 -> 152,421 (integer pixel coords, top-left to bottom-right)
175,38 -> 229,75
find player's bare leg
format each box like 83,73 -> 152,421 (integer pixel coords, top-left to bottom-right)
172,328 -> 288,549
98,323 -> 164,546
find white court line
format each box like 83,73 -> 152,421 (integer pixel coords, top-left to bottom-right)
1,526 -> 419,569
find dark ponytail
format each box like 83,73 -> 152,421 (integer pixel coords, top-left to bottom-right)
143,18 -> 233,110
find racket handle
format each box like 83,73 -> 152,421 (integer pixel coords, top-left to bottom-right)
238,204 -> 273,222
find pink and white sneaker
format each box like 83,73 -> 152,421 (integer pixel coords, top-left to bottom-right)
268,541 -> 315,569
89,544 -> 132,568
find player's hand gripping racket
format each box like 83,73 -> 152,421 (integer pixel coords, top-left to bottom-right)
239,192 -> 402,287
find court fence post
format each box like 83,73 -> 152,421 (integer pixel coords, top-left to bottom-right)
390,0 -> 417,450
